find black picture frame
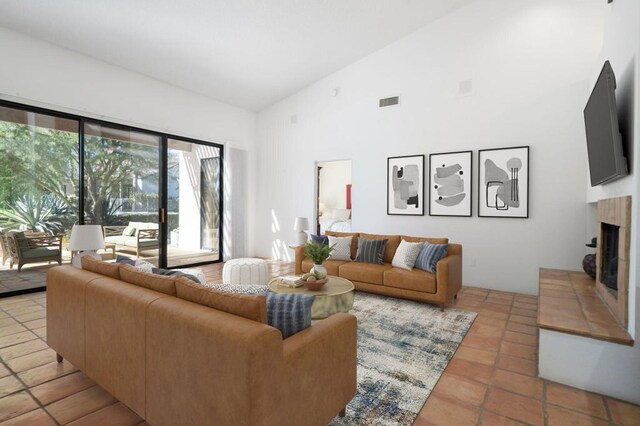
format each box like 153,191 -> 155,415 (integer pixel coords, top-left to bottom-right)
478,146 -> 530,218
387,154 -> 425,216
428,150 -> 473,217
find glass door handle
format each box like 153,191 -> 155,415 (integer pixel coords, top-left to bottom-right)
160,208 -> 166,224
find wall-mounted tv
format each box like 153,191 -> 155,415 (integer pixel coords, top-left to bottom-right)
584,61 -> 628,186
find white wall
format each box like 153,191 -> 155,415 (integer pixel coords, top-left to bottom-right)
319,160 -> 352,214
0,26 -> 257,258
256,0 -> 605,294
538,0 -> 640,405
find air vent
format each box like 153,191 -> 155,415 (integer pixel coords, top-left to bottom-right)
379,96 -> 399,107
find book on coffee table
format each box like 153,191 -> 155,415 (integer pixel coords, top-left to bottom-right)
276,275 -> 304,288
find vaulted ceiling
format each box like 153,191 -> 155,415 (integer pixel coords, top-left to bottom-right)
0,0 -> 474,111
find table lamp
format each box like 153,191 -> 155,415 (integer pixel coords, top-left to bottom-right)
293,217 -> 309,246
68,225 -> 105,268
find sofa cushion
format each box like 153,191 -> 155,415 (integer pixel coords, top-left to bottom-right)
391,239 -> 424,270
359,233 -> 401,263
81,257 -> 121,279
266,293 -> 314,339
325,231 -> 359,259
327,236 -> 352,261
175,277 -> 267,323
301,258 -> 348,275
415,242 -> 449,273
401,235 -> 449,245
119,264 -> 177,296
338,262 -> 393,285
355,238 -> 388,265
383,268 -> 437,293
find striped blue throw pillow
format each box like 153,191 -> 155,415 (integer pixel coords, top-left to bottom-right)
415,242 -> 448,273
355,238 -> 388,264
266,293 -> 315,339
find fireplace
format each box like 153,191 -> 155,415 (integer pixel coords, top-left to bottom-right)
596,196 -> 631,328
600,223 -> 619,292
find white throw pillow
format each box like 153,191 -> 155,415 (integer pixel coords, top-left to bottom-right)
333,209 -> 351,220
392,240 -> 424,270
135,258 -> 155,273
327,236 -> 352,261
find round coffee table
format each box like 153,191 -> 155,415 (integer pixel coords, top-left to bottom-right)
267,275 -> 355,319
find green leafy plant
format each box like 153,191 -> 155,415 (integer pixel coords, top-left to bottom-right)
304,241 -> 334,265
0,194 -> 69,235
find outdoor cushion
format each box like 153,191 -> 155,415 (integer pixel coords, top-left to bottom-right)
383,268 -> 436,293
338,262 -> 393,285
105,236 -> 136,247
137,238 -> 159,248
21,247 -> 60,259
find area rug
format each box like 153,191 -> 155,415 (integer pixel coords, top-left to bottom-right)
330,292 -> 476,426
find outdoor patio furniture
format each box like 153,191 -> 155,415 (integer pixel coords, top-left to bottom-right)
0,228 -> 10,266
103,222 -> 159,258
6,231 -> 63,272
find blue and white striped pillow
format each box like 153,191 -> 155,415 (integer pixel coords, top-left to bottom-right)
266,293 -> 315,339
414,242 -> 448,273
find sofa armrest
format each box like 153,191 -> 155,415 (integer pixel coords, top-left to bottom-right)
282,313 -> 357,425
294,246 -> 305,275
436,251 -> 462,302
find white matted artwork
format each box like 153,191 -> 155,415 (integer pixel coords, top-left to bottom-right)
429,151 -> 472,217
478,146 -> 529,218
387,155 -> 424,216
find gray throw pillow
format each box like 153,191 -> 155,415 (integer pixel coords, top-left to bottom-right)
355,238 -> 388,265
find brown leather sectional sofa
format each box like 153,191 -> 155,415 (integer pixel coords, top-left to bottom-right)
295,231 -> 462,311
47,260 -> 357,426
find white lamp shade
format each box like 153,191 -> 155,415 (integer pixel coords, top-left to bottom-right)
293,217 -> 309,232
68,225 -> 105,251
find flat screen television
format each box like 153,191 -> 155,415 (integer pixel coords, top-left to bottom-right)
584,61 -> 628,186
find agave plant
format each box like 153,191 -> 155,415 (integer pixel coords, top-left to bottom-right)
0,194 -> 69,235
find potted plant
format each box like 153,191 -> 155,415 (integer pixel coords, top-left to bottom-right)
304,241 -> 334,280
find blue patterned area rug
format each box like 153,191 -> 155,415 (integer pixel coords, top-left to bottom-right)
330,292 -> 476,426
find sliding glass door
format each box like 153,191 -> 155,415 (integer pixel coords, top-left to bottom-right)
167,138 -> 221,267
0,100 -> 223,297
0,105 -> 79,295
83,123 -> 162,266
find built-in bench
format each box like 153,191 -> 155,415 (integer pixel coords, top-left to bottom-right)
537,268 -> 633,346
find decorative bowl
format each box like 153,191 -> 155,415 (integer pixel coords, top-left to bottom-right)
304,278 -> 328,291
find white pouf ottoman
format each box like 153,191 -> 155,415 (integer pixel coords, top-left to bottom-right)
222,258 -> 268,286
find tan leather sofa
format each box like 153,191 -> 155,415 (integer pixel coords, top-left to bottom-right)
47,262 -> 357,426
295,231 -> 462,311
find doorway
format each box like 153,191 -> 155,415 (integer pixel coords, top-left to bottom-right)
316,160 -> 352,235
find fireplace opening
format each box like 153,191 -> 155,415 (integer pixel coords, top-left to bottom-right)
600,223 -> 619,294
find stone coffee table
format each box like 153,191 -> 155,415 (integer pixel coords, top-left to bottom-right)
267,275 -> 355,319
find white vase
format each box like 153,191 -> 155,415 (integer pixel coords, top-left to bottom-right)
311,264 -> 327,279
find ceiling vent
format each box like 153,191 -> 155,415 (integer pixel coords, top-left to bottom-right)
379,96 -> 400,108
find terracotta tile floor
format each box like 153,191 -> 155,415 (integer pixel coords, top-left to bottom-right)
0,263 -> 639,425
